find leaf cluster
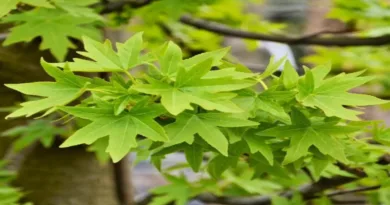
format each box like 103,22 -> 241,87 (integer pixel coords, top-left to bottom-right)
4,33 -> 390,205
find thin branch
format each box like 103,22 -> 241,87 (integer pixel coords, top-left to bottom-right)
99,0 -> 155,14
179,15 -> 390,47
327,185 -> 381,197
331,199 -> 366,204
98,0 -> 390,46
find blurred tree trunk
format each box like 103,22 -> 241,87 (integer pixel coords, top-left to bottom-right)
15,142 -> 119,205
0,38 -> 123,205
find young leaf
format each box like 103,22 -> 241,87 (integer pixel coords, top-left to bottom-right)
297,66 -> 387,120
0,0 -> 53,18
150,175 -> 191,205
258,56 -> 287,80
58,33 -> 147,72
281,60 -> 299,89
60,104 -> 168,162
244,131 -> 274,165
207,155 -> 238,178
5,61 -> 89,118
133,57 -> 255,115
258,108 -> 355,164
160,41 -> 182,76
2,119 -> 64,151
182,47 -> 230,68
117,32 -> 144,69
184,143 -> 203,172
164,112 -> 258,156
2,8 -> 101,61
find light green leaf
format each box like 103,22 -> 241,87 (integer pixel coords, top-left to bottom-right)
258,109 -> 352,164
258,56 -> 287,80
164,112 -> 229,156
160,41 -> 182,76
5,61 -> 88,118
0,0 -> 53,18
281,60 -> 299,89
150,175 -> 191,205
3,8 -> 101,61
57,33 -> 147,72
184,143 -> 203,172
133,57 -> 255,115
117,32 -> 144,69
297,67 -> 387,120
182,47 -> 230,68
244,133 -> 273,165
60,104 -> 168,162
207,155 -> 238,178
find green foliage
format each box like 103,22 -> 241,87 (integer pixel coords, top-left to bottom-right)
5,60 -> 90,118
0,161 -> 31,205
2,8 -> 101,61
4,32 -> 389,204
2,119 -> 65,151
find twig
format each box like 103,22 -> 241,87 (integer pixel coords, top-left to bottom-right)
327,185 -> 381,197
99,0 -> 155,14
331,198 -> 366,204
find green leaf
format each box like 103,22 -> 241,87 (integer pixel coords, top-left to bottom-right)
164,112 -> 257,155
281,60 -> 299,89
182,47 -> 230,68
2,119 -> 64,151
258,109 -> 353,164
184,143 -> 203,172
207,155 -> 238,178
244,131 -> 274,165
133,57 -> 256,115
150,175 -> 191,205
56,33 -> 147,72
256,96 -> 290,124
0,0 -> 53,18
311,157 -> 330,181
297,66 -> 387,120
117,32 -> 144,69
87,137 -> 110,163
2,8 -> 101,61
160,41 -> 182,76
258,56 -> 287,80
60,104 -> 168,162
5,61 -> 88,118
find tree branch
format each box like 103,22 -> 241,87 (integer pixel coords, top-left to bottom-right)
98,0 -> 390,46
179,15 -> 390,47
327,185 -> 381,197
99,0 -> 155,14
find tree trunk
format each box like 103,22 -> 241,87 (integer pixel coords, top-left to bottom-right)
14,142 -> 119,205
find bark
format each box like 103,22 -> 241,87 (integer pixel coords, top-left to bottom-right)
0,40 -> 50,158
14,141 -> 119,205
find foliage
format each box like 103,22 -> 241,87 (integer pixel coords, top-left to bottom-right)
0,161 -> 31,205
1,0 -> 390,205
3,33 -> 390,204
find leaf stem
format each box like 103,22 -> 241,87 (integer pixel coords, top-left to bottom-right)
125,71 -> 137,84
257,78 -> 268,90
